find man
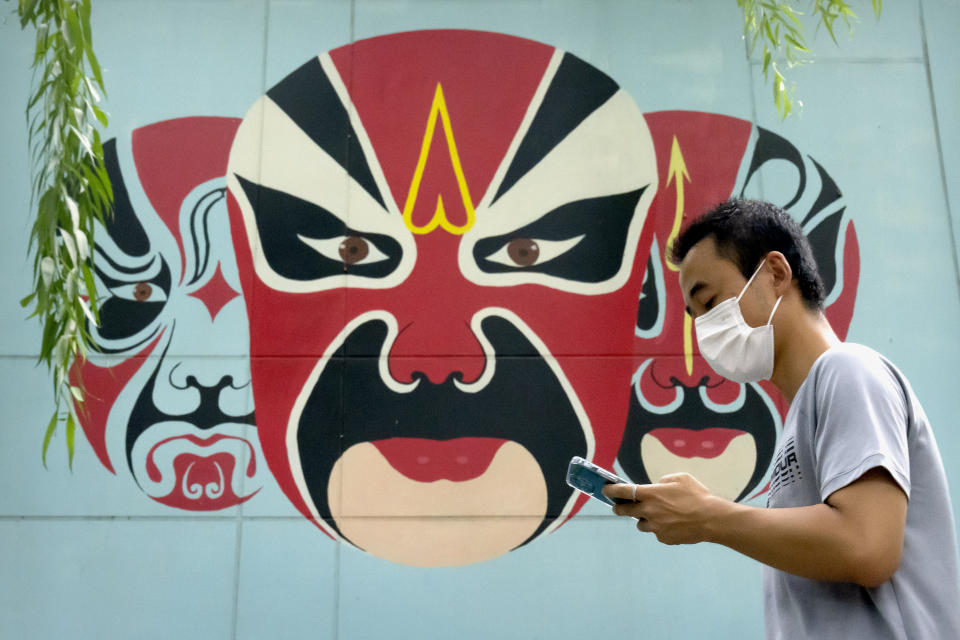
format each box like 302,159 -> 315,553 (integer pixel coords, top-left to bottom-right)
604,199 -> 960,638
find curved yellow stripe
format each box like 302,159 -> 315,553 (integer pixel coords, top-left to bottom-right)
683,311 -> 694,377
664,135 -> 690,272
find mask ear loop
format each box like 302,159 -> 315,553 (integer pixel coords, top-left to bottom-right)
767,296 -> 783,325
736,258 -> 767,303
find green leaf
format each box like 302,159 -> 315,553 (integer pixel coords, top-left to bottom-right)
64,6 -> 84,46
86,47 -> 104,90
823,19 -> 838,44
784,8 -> 803,28
79,0 -> 93,39
60,15 -> 75,52
65,411 -> 75,470
80,265 -> 100,320
763,19 -> 776,46
773,68 -> 782,106
41,410 -> 58,469
20,0 -> 39,28
40,304 -> 59,355
27,80 -> 52,110
92,128 -> 104,156
784,34 -> 809,53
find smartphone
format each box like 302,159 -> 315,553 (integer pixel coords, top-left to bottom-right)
566,456 -> 632,506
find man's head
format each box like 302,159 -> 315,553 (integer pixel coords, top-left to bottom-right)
672,199 -> 825,314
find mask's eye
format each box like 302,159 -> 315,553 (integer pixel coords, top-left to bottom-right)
507,238 -> 539,266
109,281 -> 168,303
298,234 -> 389,266
485,235 -> 583,268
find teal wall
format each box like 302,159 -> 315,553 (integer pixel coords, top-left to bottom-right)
2,1 -> 959,638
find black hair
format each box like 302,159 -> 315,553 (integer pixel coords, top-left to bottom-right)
671,199 -> 826,310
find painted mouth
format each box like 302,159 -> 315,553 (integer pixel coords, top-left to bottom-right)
142,433 -> 259,510
372,437 -> 507,482
639,430 -> 758,501
646,427 -> 746,459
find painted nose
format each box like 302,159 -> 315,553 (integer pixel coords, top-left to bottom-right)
160,357 -> 252,419
385,234 -> 487,385
387,310 -> 487,385
649,356 -> 728,391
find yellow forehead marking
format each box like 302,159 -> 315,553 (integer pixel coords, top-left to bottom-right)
664,135 -> 690,272
683,310 -> 694,377
402,84 -> 476,235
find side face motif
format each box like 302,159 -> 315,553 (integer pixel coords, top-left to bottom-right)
73,117 -> 266,510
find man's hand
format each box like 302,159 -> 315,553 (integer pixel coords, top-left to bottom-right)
602,473 -> 725,545
602,467 -> 907,587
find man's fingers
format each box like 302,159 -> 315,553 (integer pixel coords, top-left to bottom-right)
658,473 -> 688,483
602,482 -> 664,501
613,502 -> 647,520
658,472 -> 706,490
602,483 -> 641,500
630,483 -> 661,500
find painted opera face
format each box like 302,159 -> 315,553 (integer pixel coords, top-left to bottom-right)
618,114 -> 861,501
227,31 -> 658,565
72,117 -> 267,510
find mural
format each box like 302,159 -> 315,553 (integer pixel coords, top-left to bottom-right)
72,29 -> 858,566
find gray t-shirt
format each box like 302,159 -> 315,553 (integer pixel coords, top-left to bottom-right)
764,343 -> 960,639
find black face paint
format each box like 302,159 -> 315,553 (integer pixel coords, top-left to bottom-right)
125,338 -> 256,480
267,57 -> 385,209
493,53 -> 619,204
236,175 -> 402,281
102,139 -> 150,257
94,258 -> 171,345
296,315 -> 589,548
474,187 -> 646,282
636,254 -> 660,334
90,138 -> 172,353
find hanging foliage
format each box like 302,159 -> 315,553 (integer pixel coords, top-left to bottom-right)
14,0 -> 112,468
739,0 -> 882,118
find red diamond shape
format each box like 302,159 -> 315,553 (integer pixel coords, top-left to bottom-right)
189,263 -> 240,321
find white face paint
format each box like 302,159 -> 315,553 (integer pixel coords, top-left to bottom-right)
81,127 -> 264,510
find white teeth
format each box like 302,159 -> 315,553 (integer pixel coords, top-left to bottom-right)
640,432 -> 757,501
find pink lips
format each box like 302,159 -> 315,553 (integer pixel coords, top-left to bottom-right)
647,427 -> 746,459
371,437 -> 507,482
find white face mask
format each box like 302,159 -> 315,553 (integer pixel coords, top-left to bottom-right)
694,259 -> 783,383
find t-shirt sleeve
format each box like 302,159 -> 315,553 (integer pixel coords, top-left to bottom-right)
813,348 -> 911,502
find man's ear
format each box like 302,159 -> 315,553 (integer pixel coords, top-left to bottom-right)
766,251 -> 793,296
